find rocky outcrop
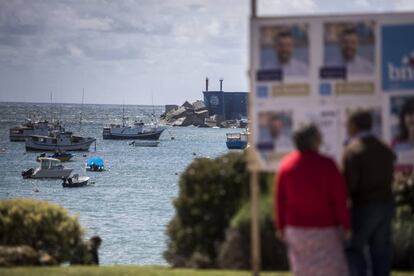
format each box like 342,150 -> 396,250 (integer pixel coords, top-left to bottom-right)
161,101 -> 249,128
160,101 -> 209,127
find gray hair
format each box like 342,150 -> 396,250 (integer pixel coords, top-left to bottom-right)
293,124 -> 321,151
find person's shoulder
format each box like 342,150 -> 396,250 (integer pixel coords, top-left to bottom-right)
344,138 -> 365,158
279,151 -> 299,171
315,153 -> 338,168
372,137 -> 395,156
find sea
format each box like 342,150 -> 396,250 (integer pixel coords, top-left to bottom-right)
0,102 -> 235,265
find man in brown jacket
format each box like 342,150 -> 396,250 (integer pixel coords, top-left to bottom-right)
343,110 -> 395,276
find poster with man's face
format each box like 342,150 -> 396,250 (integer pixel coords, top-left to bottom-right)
256,110 -> 294,164
319,21 -> 376,96
324,22 -> 375,76
259,25 -> 309,80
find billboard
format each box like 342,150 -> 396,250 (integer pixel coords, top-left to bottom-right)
250,12 -> 414,174
382,24 -> 414,91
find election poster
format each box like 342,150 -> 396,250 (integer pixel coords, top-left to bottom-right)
320,21 -> 376,96
250,12 -> 414,172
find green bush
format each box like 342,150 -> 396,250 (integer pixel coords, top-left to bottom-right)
164,152 -> 250,268
0,198 -> 84,263
218,175 -> 288,271
393,174 -> 414,269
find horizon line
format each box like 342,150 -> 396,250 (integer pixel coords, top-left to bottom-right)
0,100 -> 179,107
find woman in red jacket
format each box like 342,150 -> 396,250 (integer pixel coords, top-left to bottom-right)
275,124 -> 351,276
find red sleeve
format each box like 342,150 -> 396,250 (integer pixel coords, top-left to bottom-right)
274,168 -> 286,232
330,161 -> 351,230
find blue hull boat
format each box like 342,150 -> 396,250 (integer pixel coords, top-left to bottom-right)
226,133 -> 248,150
226,140 -> 248,149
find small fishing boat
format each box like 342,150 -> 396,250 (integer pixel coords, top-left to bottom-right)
86,157 -> 105,172
129,140 -> 160,147
22,157 -> 73,179
102,106 -> 165,140
103,122 -> 165,140
25,131 -> 96,151
36,152 -> 74,162
9,119 -> 64,142
62,174 -> 90,188
226,133 -> 248,150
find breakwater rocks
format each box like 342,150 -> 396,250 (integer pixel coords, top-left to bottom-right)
160,101 -> 247,128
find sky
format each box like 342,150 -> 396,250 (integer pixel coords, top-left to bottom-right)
0,0 -> 413,105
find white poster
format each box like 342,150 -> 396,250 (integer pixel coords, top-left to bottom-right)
250,12 -> 414,172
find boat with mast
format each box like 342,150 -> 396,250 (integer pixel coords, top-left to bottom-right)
25,90 -> 96,151
102,104 -> 165,140
9,119 -> 63,142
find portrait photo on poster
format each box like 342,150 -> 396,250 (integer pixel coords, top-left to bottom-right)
255,110 -> 294,164
390,95 -> 414,173
323,21 -> 375,78
258,24 -> 309,82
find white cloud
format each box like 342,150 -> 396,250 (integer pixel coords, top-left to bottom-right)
353,0 -> 370,8
393,0 -> 414,10
0,0 -> 413,105
258,0 -> 317,15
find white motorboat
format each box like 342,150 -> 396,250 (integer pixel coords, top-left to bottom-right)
129,140 -> 160,147
25,131 -> 96,151
9,119 -> 63,142
22,157 -> 73,179
62,174 -> 90,188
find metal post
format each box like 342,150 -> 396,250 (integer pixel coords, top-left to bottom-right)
251,0 -> 257,18
250,171 -> 261,276
249,1 -> 260,276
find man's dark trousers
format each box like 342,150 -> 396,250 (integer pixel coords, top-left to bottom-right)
347,199 -> 395,276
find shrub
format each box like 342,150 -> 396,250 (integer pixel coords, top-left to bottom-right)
0,198 -> 84,263
218,175 -> 289,271
164,152 -> 250,268
392,173 -> 414,270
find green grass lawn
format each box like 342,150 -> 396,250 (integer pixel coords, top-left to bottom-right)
0,266 -> 413,276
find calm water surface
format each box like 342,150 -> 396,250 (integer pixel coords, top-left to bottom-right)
0,102 -> 234,265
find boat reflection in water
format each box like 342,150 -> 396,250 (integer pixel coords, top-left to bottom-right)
129,140 -> 160,147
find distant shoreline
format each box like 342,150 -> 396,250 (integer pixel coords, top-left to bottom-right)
0,101 -> 166,107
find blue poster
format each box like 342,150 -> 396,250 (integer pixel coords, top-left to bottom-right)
382,24 -> 414,91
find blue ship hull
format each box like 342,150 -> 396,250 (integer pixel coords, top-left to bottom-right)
226,140 -> 247,150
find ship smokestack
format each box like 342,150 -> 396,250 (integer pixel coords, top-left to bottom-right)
220,79 -> 223,92
205,77 -> 209,91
